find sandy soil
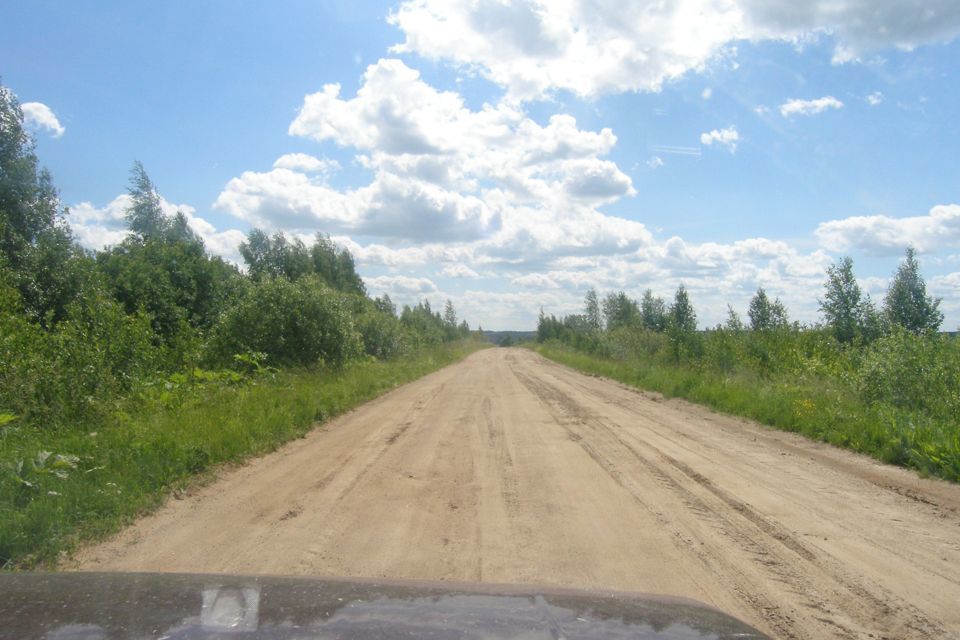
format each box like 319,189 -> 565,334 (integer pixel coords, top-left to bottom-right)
72,348 -> 960,639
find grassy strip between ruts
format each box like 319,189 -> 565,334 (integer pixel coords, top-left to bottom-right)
1,340 -> 489,570
528,342 -> 960,484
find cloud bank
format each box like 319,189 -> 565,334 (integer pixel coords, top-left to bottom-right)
389,0 -> 960,100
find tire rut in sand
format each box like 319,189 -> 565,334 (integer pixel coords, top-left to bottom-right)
511,365 -> 947,640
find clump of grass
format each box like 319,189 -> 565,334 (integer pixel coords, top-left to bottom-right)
0,341 -> 488,569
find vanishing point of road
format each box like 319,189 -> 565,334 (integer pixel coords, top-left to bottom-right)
74,348 -> 960,639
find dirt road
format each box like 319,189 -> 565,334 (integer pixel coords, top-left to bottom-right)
74,348 -> 960,639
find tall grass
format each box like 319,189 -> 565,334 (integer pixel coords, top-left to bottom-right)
0,341 -> 488,569
531,328 -> 960,484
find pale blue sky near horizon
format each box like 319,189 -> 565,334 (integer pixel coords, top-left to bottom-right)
3,1 -> 959,329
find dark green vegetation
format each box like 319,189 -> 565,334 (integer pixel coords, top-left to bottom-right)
483,330 -> 537,346
535,258 -> 958,483
0,84 -> 482,568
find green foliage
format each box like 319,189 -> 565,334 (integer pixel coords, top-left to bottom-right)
0,84 -> 95,326
374,293 -> 396,316
310,233 -> 365,295
603,291 -> 640,330
724,305 -> 744,332
124,161 -> 167,241
640,289 -> 667,332
883,247 -> 943,334
668,284 -> 697,333
858,329 -> 959,417
747,287 -> 788,331
819,256 -> 880,344
240,229 -> 311,282
400,299 -> 449,347
206,275 -> 362,368
666,284 -> 698,361
97,233 -> 243,341
355,301 -> 412,360
0,274 -> 161,430
584,287 -> 602,331
239,229 -> 365,295
0,86 -> 61,266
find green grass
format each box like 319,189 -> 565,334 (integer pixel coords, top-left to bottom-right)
529,341 -> 960,484
0,340 -> 488,569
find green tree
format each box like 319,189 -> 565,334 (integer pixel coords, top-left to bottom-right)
602,291 -> 640,331
820,257 -> 865,344
400,299 -> 447,346
884,247 -> 943,334
238,228 -> 272,281
99,164 -> 244,341
311,233 -> 365,294
125,161 -> 168,241
0,83 -> 92,325
0,85 -> 61,264
640,289 -> 667,332
584,287 -> 602,331
443,299 -> 459,340
859,295 -> 887,343
537,307 -> 567,343
374,293 -> 396,316
667,284 -> 698,362
668,284 -> 697,334
239,229 -> 310,282
724,305 -> 744,332
443,299 -> 457,327
748,287 -> 789,331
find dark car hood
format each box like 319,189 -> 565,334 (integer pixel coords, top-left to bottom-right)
0,572 -> 768,639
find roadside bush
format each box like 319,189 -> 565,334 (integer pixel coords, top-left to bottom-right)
0,274 -> 161,430
355,305 -> 411,360
701,328 -> 743,373
858,329 -> 960,418
206,275 -> 362,368
601,327 -> 667,361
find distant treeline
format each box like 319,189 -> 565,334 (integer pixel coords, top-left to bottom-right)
483,330 -> 537,346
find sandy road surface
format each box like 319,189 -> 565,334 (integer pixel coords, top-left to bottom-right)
74,348 -> 960,639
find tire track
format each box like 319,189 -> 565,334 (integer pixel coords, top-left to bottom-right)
512,365 -> 948,639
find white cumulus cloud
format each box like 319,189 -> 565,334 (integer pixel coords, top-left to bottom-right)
779,96 -> 844,117
218,58 -> 637,258
700,126 -> 739,153
272,153 -> 341,174
365,275 -> 438,296
389,0 -> 960,100
21,102 -> 65,138
815,204 -> 960,256
441,264 -> 480,279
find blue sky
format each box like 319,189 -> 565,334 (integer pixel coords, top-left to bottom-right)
3,1 -> 959,329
